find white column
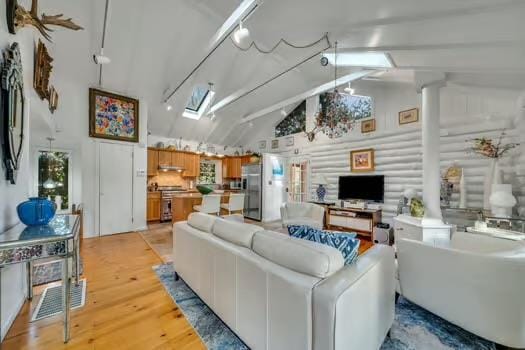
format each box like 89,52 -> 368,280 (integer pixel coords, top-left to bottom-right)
421,83 -> 443,224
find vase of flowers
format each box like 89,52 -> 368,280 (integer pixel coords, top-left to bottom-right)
469,131 -> 519,209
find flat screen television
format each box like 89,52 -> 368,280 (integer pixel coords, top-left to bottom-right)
338,175 -> 384,202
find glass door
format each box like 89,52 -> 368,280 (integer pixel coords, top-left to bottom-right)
288,160 -> 308,202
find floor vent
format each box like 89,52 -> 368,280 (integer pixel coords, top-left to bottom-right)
31,279 -> 87,322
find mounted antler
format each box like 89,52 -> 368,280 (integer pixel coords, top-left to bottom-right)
9,0 -> 83,42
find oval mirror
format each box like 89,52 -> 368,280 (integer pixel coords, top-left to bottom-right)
1,42 -> 25,184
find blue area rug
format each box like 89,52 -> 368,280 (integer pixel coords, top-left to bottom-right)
154,263 -> 496,350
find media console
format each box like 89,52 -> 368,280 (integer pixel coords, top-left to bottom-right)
327,206 -> 382,238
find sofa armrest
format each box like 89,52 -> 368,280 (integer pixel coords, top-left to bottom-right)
312,245 -> 396,350
310,204 -> 325,224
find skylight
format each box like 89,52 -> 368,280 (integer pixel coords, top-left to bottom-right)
185,86 -> 209,112
323,52 -> 394,68
183,86 -> 215,120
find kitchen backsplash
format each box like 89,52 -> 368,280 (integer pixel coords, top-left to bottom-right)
148,172 -> 190,188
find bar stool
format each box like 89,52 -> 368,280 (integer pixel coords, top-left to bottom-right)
220,193 -> 245,215
193,194 -> 221,215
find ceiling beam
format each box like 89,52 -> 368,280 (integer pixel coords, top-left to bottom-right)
337,0 -> 524,33
239,70 -> 375,124
338,40 -> 525,53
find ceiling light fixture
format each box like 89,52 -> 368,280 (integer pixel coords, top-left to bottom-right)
43,137 -> 57,190
344,83 -> 355,95
280,108 -> 287,117
232,21 -> 250,47
165,103 -> 173,111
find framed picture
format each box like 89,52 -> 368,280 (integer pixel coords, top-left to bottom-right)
350,148 -> 375,172
361,119 -> 376,133
271,139 -> 279,149
258,140 -> 267,150
89,88 -> 139,142
285,136 -> 294,147
399,108 -> 419,125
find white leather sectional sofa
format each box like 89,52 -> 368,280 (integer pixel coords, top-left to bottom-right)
173,213 -> 396,350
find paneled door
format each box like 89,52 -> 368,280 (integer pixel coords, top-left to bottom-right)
99,142 -> 134,236
288,160 -> 308,202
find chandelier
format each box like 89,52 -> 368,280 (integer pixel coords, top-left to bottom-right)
308,41 -> 356,141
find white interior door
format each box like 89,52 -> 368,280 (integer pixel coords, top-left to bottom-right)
99,142 -> 133,236
262,154 -> 288,222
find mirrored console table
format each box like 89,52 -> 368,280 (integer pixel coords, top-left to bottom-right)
0,215 -> 80,344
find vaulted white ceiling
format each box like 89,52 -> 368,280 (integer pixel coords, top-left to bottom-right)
30,0 -> 525,146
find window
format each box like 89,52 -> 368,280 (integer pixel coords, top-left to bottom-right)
185,86 -> 209,112
199,161 -> 216,184
182,86 -> 216,120
319,92 -> 373,120
36,150 -> 72,212
275,101 -> 306,138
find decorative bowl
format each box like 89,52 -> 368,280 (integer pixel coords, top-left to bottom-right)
196,185 -> 213,195
17,197 -> 56,226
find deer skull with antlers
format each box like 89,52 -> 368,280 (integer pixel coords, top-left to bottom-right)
7,0 -> 83,41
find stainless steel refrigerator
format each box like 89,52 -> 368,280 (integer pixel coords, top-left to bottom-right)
242,164 -> 262,221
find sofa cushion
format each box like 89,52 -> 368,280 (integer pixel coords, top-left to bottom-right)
288,225 -> 360,265
252,230 -> 344,278
187,212 -> 216,232
212,218 -> 263,248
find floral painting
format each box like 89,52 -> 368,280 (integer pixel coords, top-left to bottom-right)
89,88 -> 139,142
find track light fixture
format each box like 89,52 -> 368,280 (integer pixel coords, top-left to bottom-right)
233,21 -> 250,47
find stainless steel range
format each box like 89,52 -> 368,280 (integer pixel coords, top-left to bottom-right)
159,186 -> 186,222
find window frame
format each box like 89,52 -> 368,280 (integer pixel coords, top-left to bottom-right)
33,147 -> 73,214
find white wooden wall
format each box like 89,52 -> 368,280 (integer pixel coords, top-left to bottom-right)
306,121 -> 523,222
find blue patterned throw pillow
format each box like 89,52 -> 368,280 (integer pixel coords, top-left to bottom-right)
287,225 -> 360,265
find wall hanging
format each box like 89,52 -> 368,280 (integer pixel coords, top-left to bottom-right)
6,0 -> 83,41
33,39 -> 58,113
1,42 -> 25,184
398,108 -> 419,125
89,88 -> 139,143
361,119 -> 376,133
350,148 -> 375,172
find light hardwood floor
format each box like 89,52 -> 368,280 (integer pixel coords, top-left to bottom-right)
4,232 -> 205,350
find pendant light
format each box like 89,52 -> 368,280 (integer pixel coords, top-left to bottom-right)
43,137 -> 57,189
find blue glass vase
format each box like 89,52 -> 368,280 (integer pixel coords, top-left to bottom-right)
316,184 -> 326,202
17,197 -> 56,226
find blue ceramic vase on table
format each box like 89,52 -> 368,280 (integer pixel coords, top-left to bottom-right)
17,197 -> 56,226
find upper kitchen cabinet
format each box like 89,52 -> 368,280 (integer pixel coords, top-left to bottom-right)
183,153 -> 200,177
158,150 -> 172,167
224,157 -> 242,179
147,149 -> 158,176
171,151 -> 185,168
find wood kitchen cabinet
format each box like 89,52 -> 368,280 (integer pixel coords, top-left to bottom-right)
171,151 -> 185,168
183,153 -> 200,177
223,157 -> 242,178
147,192 -> 161,221
147,149 -> 158,176
158,150 -> 172,167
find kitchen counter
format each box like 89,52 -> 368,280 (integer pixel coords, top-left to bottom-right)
172,191 -> 239,223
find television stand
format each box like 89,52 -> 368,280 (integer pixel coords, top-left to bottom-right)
327,206 -> 381,238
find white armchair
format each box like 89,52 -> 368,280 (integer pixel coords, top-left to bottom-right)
280,202 -> 325,230
396,232 -> 525,348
